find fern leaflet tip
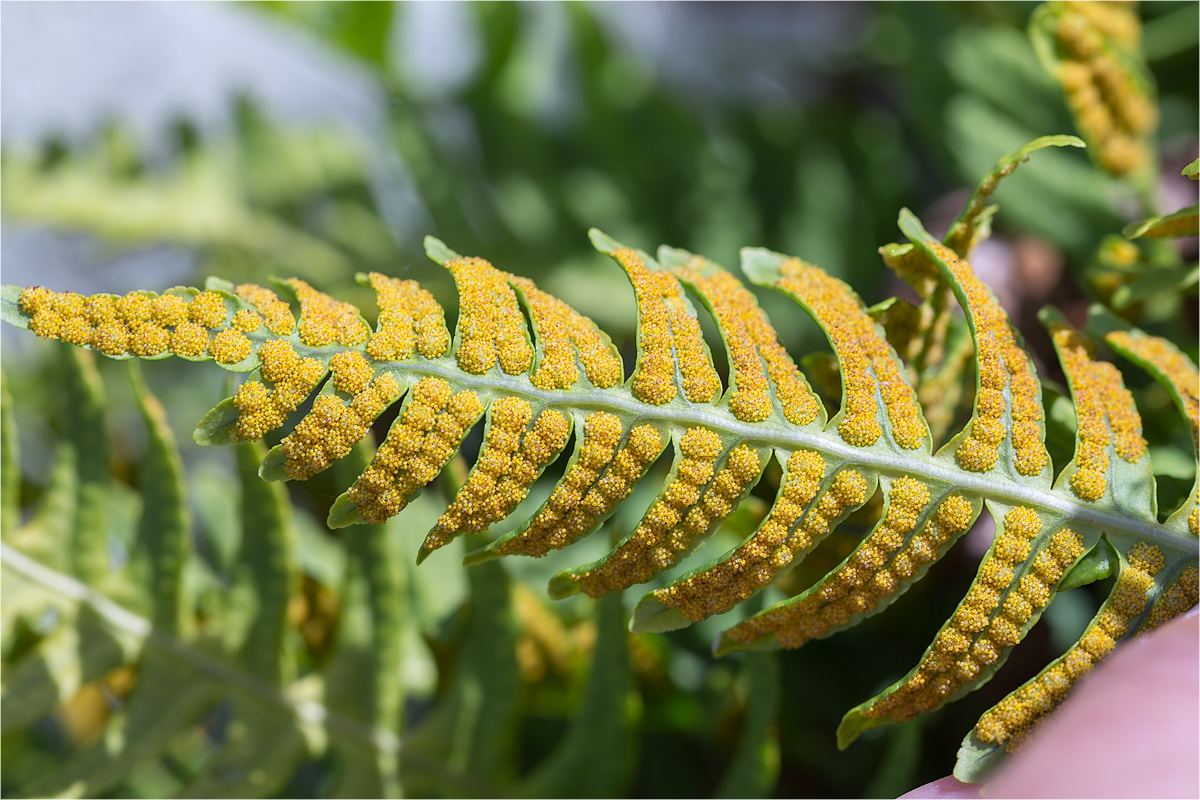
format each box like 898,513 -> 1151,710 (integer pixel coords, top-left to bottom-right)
424,235 -> 461,265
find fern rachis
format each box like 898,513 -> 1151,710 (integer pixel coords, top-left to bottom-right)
2,139 -> 1197,784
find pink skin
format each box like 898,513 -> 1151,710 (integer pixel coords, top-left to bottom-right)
901,605 -> 1199,799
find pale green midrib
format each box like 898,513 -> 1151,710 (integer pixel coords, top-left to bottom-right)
367,357 -> 1198,556
0,541 -> 400,754
3,308 -> 1190,554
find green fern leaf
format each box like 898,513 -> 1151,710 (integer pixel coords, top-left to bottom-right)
1122,205 -> 1200,240
0,354 -> 475,798
405,561 -> 521,793
4,144 -> 1197,783
1,370 -> 18,539
522,592 -> 640,799
321,440 -> 407,799
714,652 -> 782,799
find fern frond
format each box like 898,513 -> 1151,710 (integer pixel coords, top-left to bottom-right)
1030,1 -> 1158,179
4,141 -> 1197,783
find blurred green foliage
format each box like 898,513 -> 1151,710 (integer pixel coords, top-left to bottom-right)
1,2 -> 1196,798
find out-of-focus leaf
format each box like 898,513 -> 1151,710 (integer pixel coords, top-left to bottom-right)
1,370 -> 17,538
523,593 -> 640,798
1122,204 -> 1199,239
61,347 -> 110,586
407,560 -> 520,793
715,652 -> 781,799
128,363 -> 192,637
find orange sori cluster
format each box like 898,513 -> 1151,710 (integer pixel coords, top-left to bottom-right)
278,352 -> 399,481
494,413 -> 665,557
882,245 -> 940,299
445,257 -> 534,376
421,399 -> 571,552
1141,565 -> 1199,631
1049,322 -> 1147,500
235,284 -> 295,336
775,259 -> 926,450
975,540 -> 1164,749
1053,4 -> 1155,175
655,449 -> 829,621
753,479 -> 936,648
18,286 -> 254,363
576,431 -> 762,597
1190,484 -> 1199,537
280,376 -> 399,481
1104,330 -> 1199,448
926,242 -> 1048,476
1060,1 -> 1140,51
346,377 -> 484,524
719,468 -> 880,646
730,487 -> 974,650
508,275 -> 624,391
862,511 -> 1083,723
672,258 -> 823,425
610,248 -> 722,406
232,340 -> 327,441
364,272 -> 450,362
285,278 -> 370,349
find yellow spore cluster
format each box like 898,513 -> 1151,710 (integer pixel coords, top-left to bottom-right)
882,245 -> 940,298
729,487 -> 974,649
280,371 -> 399,481
1060,1 -> 1139,51
655,449 -> 828,621
926,242 -> 1048,476
612,248 -> 721,406
720,468 -> 880,646
1142,565 -> 1198,631
364,272 -> 450,361
1105,330 -> 1199,448
974,539 -> 1163,748
775,259 -> 926,450
347,377 -> 483,524
422,400 -> 571,551
446,257 -> 534,376
1050,323 -> 1147,500
232,340 -> 327,441
577,430 -> 763,597
673,259 -> 822,425
494,414 -> 665,557
770,479 -> 936,647
187,291 -> 226,328
209,329 -> 252,364
1190,485 -> 1199,537
328,351 -> 375,396
231,309 -> 262,333
863,511 -> 1082,723
799,469 -> 873,541
235,284 -> 295,336
1053,4 -> 1155,175
285,279 -> 370,348
509,276 -> 623,391
18,286 -> 247,360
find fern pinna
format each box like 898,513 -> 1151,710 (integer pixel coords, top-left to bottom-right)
2,138 -> 1197,783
